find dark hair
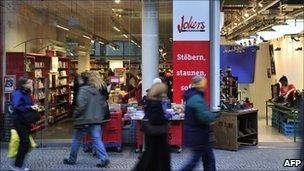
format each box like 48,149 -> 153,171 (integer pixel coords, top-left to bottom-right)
80,71 -> 90,85
17,76 -> 30,89
279,76 -> 288,83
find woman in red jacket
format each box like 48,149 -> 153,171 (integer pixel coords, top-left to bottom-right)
122,77 -> 142,105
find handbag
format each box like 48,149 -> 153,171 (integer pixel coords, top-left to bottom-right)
23,110 -> 40,124
142,121 -> 169,136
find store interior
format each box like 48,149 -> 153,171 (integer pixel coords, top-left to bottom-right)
1,0 -> 304,148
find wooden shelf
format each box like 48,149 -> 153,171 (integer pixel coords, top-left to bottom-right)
54,112 -> 70,122
238,132 -> 257,139
56,93 -> 69,96
52,101 -> 68,107
52,85 -> 68,88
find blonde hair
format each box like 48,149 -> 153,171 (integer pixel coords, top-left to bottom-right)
88,71 -> 105,90
147,83 -> 168,101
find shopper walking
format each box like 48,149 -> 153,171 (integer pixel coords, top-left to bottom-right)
181,76 -> 220,171
63,71 -> 110,168
134,83 -> 171,171
10,76 -> 38,171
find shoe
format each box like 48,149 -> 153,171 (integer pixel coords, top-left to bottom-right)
63,158 -> 75,165
9,165 -> 30,171
96,159 -> 110,168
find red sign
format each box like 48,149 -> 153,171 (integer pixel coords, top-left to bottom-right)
173,1 -> 210,105
173,41 -> 210,104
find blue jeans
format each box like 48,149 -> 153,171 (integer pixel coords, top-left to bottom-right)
69,125 -> 109,162
181,145 -> 216,171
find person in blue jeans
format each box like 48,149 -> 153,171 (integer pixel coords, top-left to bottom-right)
181,76 -> 220,171
64,71 -> 110,168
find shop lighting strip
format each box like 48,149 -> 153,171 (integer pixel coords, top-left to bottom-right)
56,25 -> 69,31
83,35 -> 91,39
113,26 -> 121,32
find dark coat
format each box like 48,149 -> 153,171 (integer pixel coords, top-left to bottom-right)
135,99 -> 171,171
73,85 -> 108,126
183,88 -> 218,150
12,89 -> 33,114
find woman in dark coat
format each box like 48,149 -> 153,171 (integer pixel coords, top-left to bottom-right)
134,83 -> 171,171
11,76 -> 37,171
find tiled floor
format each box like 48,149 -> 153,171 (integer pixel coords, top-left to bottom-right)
33,118 -> 297,143
258,119 -> 295,143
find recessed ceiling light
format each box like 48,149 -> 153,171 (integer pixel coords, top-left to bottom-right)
244,12 -> 249,18
115,0 -> 120,4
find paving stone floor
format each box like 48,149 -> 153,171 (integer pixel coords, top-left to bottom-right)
0,143 -> 301,171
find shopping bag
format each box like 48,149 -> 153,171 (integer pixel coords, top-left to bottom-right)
7,129 -> 37,158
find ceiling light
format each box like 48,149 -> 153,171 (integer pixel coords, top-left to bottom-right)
252,8 -> 256,12
159,49 -> 163,53
99,41 -> 104,45
91,40 -> 94,44
234,23 -> 237,26
123,34 -> 128,38
244,12 -> 249,18
131,40 -> 137,45
83,35 -> 91,39
113,26 -> 120,32
258,2 -> 263,8
55,24 -> 69,31
115,0 -> 120,4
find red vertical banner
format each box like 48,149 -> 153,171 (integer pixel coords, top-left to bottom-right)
173,0 -> 210,104
173,41 -> 210,104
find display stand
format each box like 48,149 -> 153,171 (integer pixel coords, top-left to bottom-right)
213,109 -> 258,151
134,119 -> 183,153
266,100 -> 299,142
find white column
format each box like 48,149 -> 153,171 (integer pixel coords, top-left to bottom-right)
210,0 -> 221,111
141,0 -> 159,96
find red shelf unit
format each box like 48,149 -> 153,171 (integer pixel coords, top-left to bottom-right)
6,52 -> 72,132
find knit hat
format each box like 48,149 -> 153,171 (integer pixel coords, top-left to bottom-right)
153,78 -> 162,85
191,75 -> 207,88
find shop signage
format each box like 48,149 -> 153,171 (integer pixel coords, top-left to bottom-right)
173,0 -> 210,104
4,75 -> 16,93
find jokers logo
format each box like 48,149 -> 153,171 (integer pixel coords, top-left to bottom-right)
177,16 -> 206,33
